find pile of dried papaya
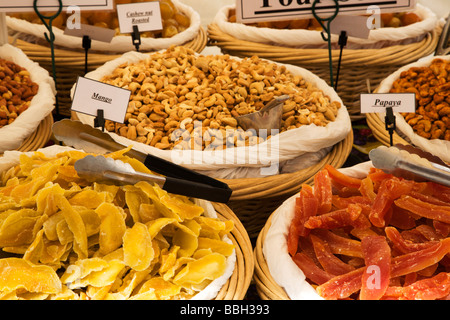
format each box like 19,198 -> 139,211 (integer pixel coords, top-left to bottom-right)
287,165 -> 450,300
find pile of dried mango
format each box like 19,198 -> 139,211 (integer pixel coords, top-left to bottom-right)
287,165 -> 450,300
0,147 -> 234,300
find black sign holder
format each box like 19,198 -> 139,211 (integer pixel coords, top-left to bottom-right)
131,25 -> 141,52
33,0 -> 62,119
385,106 -> 396,146
82,35 -> 92,75
312,0 -> 339,89
93,109 -> 105,132
335,30 -> 348,91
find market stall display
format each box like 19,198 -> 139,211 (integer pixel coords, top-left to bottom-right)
208,4 -> 442,120
0,44 -> 55,154
367,55 -> 450,164
255,157 -> 450,300
71,45 -> 352,237
0,145 -> 253,300
7,0 -> 206,116
0,0 -> 447,301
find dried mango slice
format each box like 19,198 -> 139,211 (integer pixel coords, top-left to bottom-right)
161,256 -> 194,281
103,145 -> 133,160
123,222 -> 154,271
61,258 -> 109,287
154,185 -> 204,220
136,182 -> 181,220
55,194 -> 88,259
197,237 -> 235,257
95,202 -> 126,255
47,285 -> 80,300
0,258 -> 61,294
159,246 -> 180,274
84,259 -> 126,288
36,183 -> 65,216
124,186 -> 150,223
173,253 -> 227,286
137,277 -> 181,300
139,203 -> 162,223
115,269 -> 151,299
23,229 -> 45,264
172,221 -> 199,257
0,208 -> 41,247
0,177 -> 19,196
69,189 -> 113,208
146,218 -> 177,239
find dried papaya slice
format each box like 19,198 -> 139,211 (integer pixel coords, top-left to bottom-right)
310,234 -> 355,276
314,169 -> 332,214
292,252 -> 334,285
325,164 -> 362,189
369,177 -> 414,227
360,235 -> 391,300
395,195 -> 450,224
388,272 -> 450,300
304,204 -> 364,230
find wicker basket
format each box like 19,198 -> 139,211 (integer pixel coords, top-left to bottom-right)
366,112 -> 410,147
213,202 -> 254,300
0,113 -> 53,155
253,213 -> 290,300
208,23 -> 441,121
223,130 -> 353,239
9,26 -> 207,117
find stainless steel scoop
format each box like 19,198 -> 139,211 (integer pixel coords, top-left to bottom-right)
236,95 -> 290,131
369,145 -> 450,187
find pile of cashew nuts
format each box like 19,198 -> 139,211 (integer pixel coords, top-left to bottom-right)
101,46 -> 341,150
392,58 -> 450,141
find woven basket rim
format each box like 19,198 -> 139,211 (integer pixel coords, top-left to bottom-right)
10,26 -> 207,63
366,112 -> 410,147
253,213 -> 290,300
212,202 -> 254,300
207,23 -> 441,66
1,113 -> 53,155
222,130 -> 354,201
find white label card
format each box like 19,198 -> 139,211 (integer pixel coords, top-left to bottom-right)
64,23 -> 115,43
71,77 -> 131,124
236,0 -> 417,23
116,2 -> 163,34
360,93 -> 416,114
329,15 -> 370,39
0,0 -> 113,12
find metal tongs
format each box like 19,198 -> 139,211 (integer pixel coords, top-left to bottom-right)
52,119 -> 232,203
369,144 -> 450,187
435,13 -> 450,56
236,95 -> 290,131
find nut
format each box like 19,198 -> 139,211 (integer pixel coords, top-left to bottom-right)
100,46 -> 341,149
